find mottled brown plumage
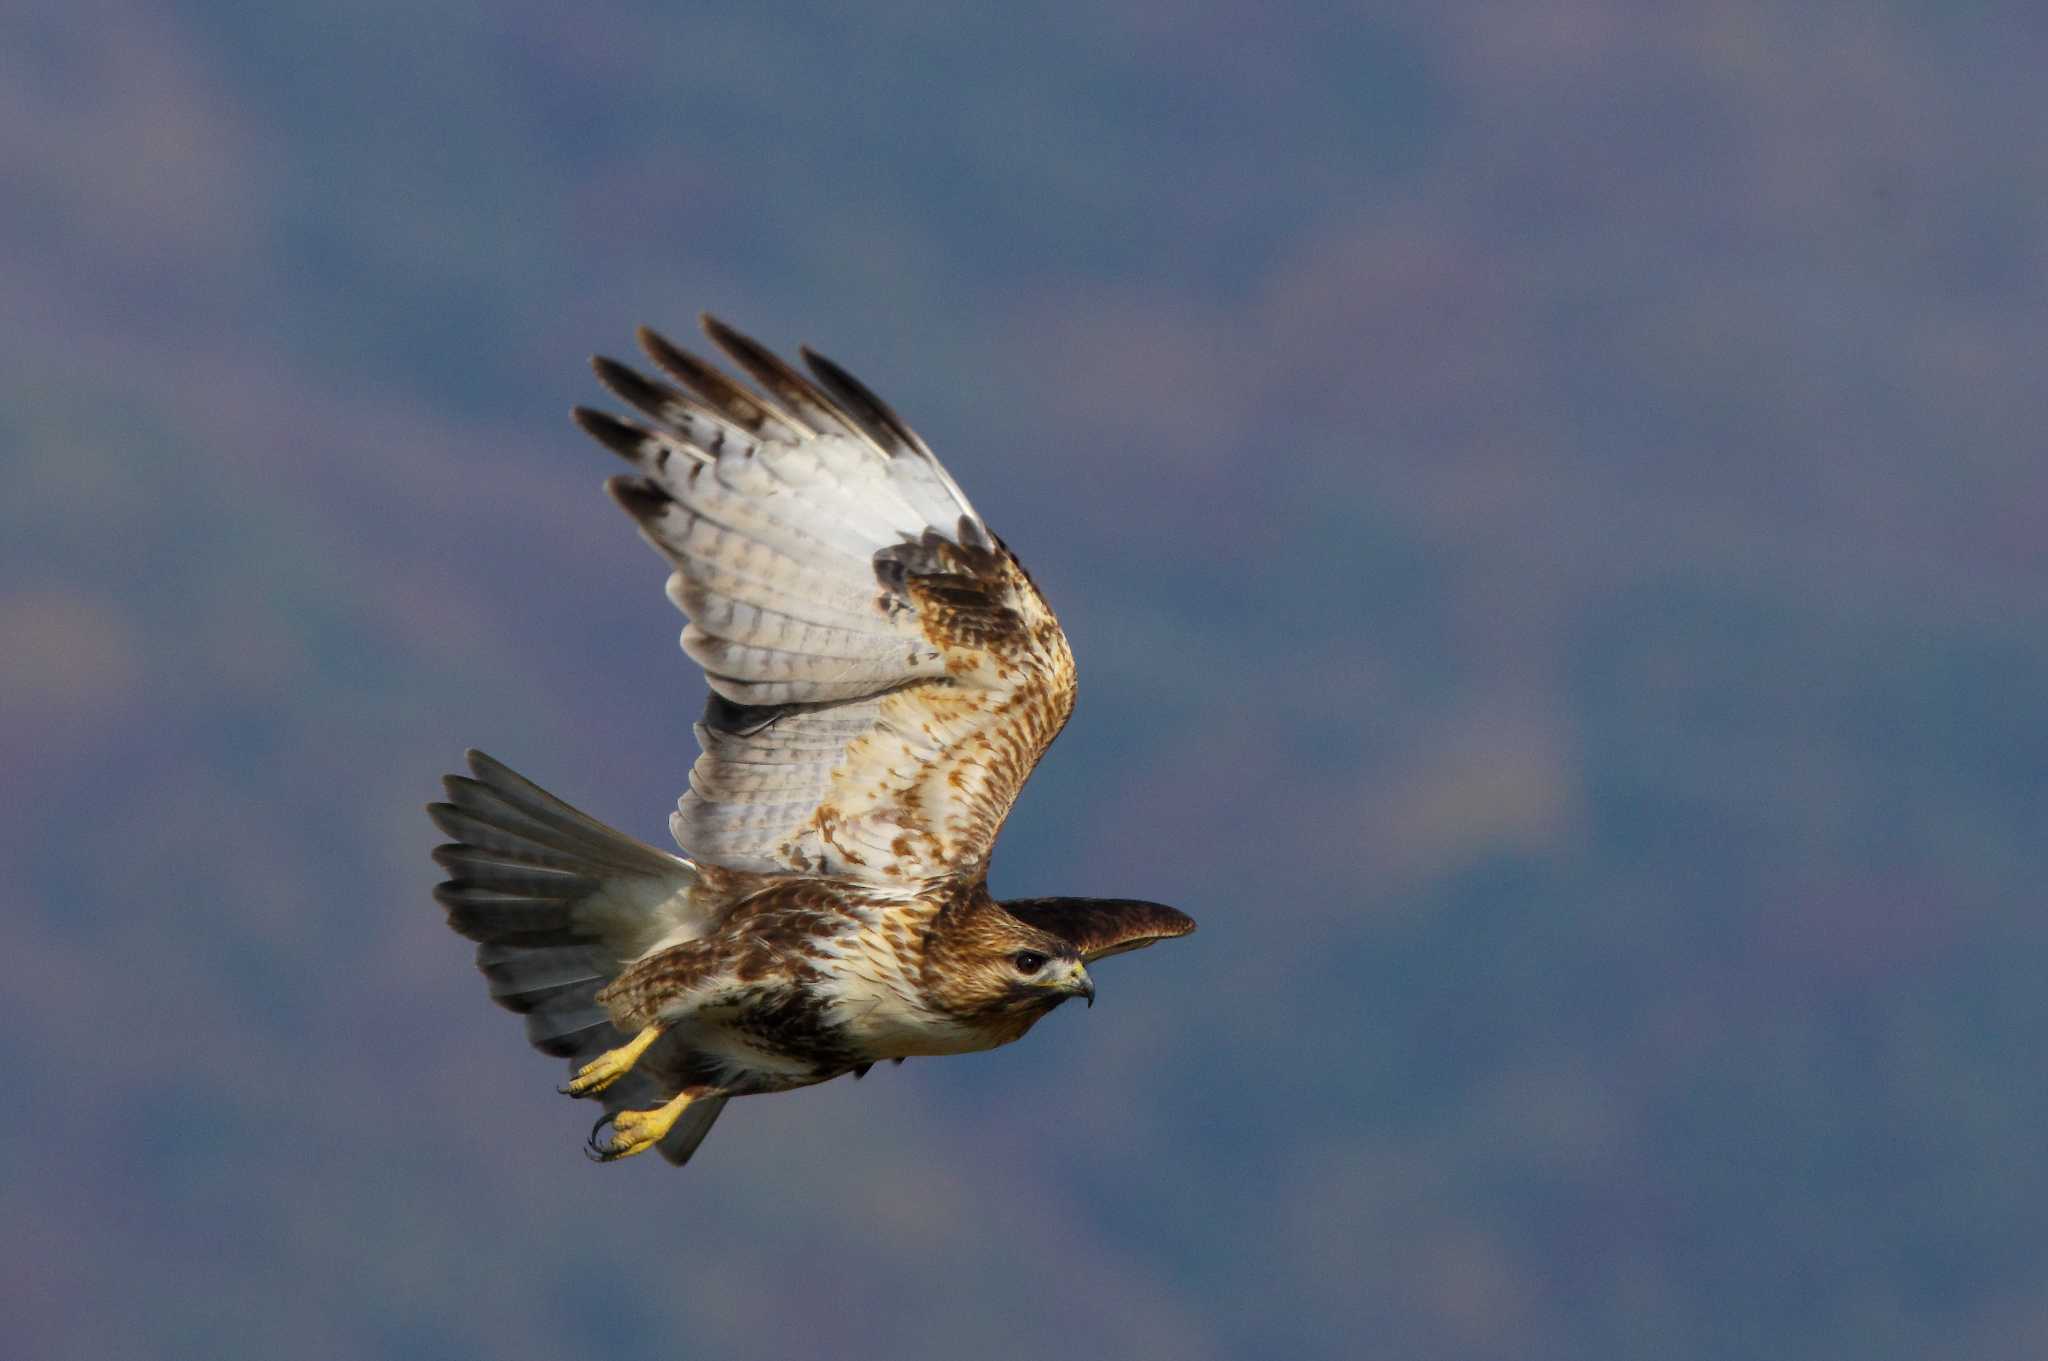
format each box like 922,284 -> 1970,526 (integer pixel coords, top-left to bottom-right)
429,316 -> 1194,1167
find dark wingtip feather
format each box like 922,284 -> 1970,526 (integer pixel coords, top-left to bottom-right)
605,473 -> 672,523
699,314 -> 781,378
572,406 -> 654,464
590,356 -> 673,415
800,344 -> 919,453
698,310 -> 736,343
640,323 -> 789,435
699,314 -> 861,436
638,325 -> 717,390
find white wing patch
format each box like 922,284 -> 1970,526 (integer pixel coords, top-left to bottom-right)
576,318 -> 1073,884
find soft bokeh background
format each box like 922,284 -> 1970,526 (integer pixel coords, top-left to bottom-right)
7,3 -> 2045,1358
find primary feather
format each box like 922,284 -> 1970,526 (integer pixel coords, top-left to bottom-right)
581,320 -> 1073,882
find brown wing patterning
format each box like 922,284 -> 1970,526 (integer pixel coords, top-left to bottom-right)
814,523 -> 1076,880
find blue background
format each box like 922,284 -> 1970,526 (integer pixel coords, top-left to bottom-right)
6,4 -> 2045,1358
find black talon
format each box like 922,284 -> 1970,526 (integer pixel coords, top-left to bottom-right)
584,1111 -> 621,1161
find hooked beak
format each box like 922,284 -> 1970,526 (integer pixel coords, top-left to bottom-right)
1066,961 -> 1095,1008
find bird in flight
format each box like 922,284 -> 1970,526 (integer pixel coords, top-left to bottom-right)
429,316 -> 1195,1166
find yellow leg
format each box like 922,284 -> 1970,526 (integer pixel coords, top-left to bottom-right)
559,1023 -> 663,1097
586,1090 -> 696,1163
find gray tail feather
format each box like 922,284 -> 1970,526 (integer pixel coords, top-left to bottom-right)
429,749 -> 730,1165
549,1026 -> 733,1167
658,1095 -> 730,1166
429,749 -> 696,1059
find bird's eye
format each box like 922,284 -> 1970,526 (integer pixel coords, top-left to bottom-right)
1012,950 -> 1049,976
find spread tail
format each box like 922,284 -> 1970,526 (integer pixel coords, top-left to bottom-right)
429,750 -> 731,1165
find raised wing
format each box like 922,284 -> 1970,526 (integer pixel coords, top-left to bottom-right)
574,316 -> 1075,884
1001,898 -> 1197,962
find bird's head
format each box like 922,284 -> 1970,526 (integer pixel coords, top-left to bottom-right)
924,904 -> 1094,1026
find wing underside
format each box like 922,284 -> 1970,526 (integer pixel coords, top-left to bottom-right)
574,317 -> 1075,884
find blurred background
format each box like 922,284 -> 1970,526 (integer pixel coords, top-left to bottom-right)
5,3 -> 2045,1358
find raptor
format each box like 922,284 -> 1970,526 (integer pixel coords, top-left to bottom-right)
429,316 -> 1194,1165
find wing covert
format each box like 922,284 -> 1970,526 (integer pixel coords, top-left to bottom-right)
1001,898 -> 1197,962
575,317 -> 1075,884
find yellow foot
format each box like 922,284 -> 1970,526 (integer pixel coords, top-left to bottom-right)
585,1090 -> 696,1163
559,1024 -> 663,1098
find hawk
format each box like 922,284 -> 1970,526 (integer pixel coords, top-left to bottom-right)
429,316 -> 1195,1166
